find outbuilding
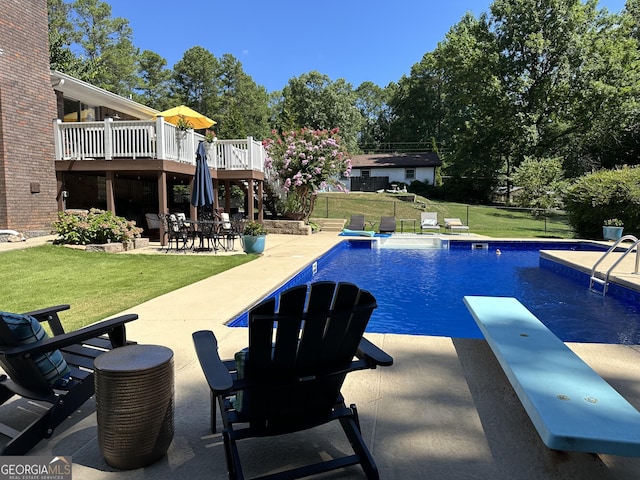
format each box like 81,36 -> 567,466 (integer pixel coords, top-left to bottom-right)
349,152 -> 441,192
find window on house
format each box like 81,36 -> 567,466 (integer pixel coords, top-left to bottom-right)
80,103 -> 97,122
63,98 -> 80,122
62,98 -> 98,122
406,168 -> 415,181
361,169 -> 371,178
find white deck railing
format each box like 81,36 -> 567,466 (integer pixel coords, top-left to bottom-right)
53,118 -> 265,171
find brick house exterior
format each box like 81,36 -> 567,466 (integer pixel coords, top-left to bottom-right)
0,0 -> 58,235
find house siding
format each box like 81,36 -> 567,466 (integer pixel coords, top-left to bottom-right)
351,167 -> 436,186
0,0 -> 58,234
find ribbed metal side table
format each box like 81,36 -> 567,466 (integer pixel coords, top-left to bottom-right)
94,344 -> 174,470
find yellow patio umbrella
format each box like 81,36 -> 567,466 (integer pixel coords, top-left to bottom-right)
155,105 -> 216,130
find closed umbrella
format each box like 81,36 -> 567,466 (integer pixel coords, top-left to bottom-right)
155,105 -> 216,130
191,141 -> 214,208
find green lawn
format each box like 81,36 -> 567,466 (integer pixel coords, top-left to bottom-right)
0,245 -> 256,331
312,193 -> 574,238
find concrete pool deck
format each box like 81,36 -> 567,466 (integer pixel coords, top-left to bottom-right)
4,233 -> 640,479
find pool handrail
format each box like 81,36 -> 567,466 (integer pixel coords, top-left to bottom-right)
590,235 -> 640,295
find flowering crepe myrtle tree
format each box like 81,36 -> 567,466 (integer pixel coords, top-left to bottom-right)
263,128 -> 351,222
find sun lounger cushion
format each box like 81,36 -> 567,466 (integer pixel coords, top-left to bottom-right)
446,219 -> 463,226
340,229 -> 375,237
0,312 -> 71,386
422,219 -> 438,226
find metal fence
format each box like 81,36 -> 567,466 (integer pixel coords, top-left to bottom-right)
312,196 -> 572,236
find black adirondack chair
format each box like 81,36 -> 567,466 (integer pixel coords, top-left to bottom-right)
192,281 -> 393,480
0,305 -> 137,454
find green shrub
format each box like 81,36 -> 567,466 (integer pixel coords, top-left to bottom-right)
242,221 -> 267,236
408,180 -> 444,199
604,218 -> 624,227
408,180 -> 429,196
52,209 -> 143,245
563,167 -> 640,238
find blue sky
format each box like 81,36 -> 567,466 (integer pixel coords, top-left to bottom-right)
106,0 -> 628,93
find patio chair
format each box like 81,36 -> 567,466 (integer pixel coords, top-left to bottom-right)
196,211 -> 224,252
163,213 -> 190,252
379,216 -> 397,233
344,214 -> 366,230
444,217 -> 470,233
0,305 -> 137,454
420,212 -> 440,233
192,281 -> 393,480
216,211 -> 240,251
144,213 -> 161,241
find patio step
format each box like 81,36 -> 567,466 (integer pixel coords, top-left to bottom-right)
312,218 -> 346,232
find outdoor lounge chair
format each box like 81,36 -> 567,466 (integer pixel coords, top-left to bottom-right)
344,214 -> 366,230
192,281 -> 393,480
379,216 -> 397,233
444,217 -> 470,233
420,212 -> 440,233
0,305 -> 137,454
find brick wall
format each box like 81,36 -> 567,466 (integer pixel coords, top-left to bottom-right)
0,0 -> 58,234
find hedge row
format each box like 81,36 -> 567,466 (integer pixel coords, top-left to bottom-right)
563,166 -> 640,239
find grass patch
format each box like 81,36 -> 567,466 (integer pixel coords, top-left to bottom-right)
312,193 -> 574,238
0,245 -> 256,331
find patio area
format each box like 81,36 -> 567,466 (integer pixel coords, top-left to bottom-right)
7,233 -> 640,479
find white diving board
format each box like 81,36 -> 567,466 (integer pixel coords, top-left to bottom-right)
463,295 -> 640,456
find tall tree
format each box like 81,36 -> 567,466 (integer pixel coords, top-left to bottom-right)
48,0 -> 84,74
628,0 -> 640,41
172,46 -> 221,121
490,0 -> 596,163
563,3 -> 640,174
279,71 -> 363,153
431,13 -> 510,201
388,57 -> 444,153
354,81 -> 393,152
67,0 -> 139,95
216,54 -> 270,139
134,50 -> 173,111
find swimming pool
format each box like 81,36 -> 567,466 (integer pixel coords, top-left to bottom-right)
230,240 -> 640,345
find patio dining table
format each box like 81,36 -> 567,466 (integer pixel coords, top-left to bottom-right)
188,219 -> 226,252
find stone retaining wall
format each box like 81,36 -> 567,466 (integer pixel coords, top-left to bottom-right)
264,219 -> 311,235
85,238 -> 150,252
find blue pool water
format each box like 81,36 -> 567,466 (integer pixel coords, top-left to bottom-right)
231,241 -> 640,344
